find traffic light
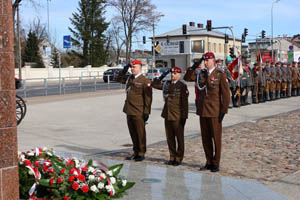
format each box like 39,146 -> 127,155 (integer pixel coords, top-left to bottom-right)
166,35 -> 169,44
143,36 -> 146,44
182,24 -> 187,35
206,20 -> 212,31
244,28 -> 248,36
242,34 -> 245,43
229,47 -> 235,58
261,30 -> 265,38
225,34 -> 229,44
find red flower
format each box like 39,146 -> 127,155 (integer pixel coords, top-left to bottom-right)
72,182 -> 79,191
60,168 -> 66,174
81,185 -> 89,193
38,148 -> 43,156
69,168 -> 76,175
24,160 -> 31,166
48,168 -> 54,173
68,176 -> 75,182
49,177 -> 54,186
57,177 -> 63,184
63,196 -> 69,200
78,174 -> 86,182
34,162 -> 40,167
81,164 -> 87,172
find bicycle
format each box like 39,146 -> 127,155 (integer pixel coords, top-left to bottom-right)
15,78 -> 27,125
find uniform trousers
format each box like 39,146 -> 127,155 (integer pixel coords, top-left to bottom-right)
200,117 -> 222,166
164,120 -> 185,162
127,115 -> 146,156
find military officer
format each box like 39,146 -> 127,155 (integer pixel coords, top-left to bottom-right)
184,52 -> 230,172
240,62 -> 251,106
117,60 -> 152,161
263,61 -> 271,101
280,62 -> 288,98
252,63 -> 260,103
152,66 -> 189,166
287,63 -> 292,97
258,64 -> 266,102
291,62 -> 299,96
274,62 -> 282,99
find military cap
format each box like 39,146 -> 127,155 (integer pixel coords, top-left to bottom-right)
216,59 -> 223,62
203,52 -> 215,60
131,59 -> 142,65
276,62 -> 281,65
171,66 -> 182,73
265,60 -> 270,63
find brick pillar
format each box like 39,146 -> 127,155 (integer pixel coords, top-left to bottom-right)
0,0 -> 20,199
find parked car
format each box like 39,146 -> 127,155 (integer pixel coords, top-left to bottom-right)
146,68 -> 171,81
103,68 -> 131,82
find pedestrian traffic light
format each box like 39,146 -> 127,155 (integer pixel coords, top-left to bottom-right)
242,34 -> 245,43
182,24 -> 187,35
206,20 -> 212,31
244,28 -> 248,36
143,36 -> 146,44
261,30 -> 265,38
225,34 -> 229,44
229,47 -> 235,58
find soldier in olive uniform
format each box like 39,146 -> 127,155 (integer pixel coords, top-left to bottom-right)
287,63 -> 293,97
274,62 -> 282,99
263,61 -> 271,101
224,62 -> 237,107
151,66 -> 189,166
269,62 -> 276,100
252,63 -> 260,103
280,62 -> 288,98
258,64 -> 266,102
117,60 -> 152,161
291,62 -> 299,96
184,52 -> 230,172
240,62 -> 251,106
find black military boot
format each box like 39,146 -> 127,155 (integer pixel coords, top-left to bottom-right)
298,88 -> 300,96
292,88 -> 296,96
269,92 -> 273,101
259,93 -> 263,103
282,91 -> 286,98
275,91 -> 279,99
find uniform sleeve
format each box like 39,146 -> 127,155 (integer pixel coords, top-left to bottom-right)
151,78 -> 163,90
220,72 -> 230,114
180,84 -> 189,119
143,79 -> 153,115
183,68 -> 197,82
116,70 -> 128,84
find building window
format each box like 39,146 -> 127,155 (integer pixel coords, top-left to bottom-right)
191,40 -> 205,53
179,41 -> 184,53
219,43 -> 222,53
214,43 -> 216,53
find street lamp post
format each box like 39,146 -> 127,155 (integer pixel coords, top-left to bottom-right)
47,0 -> 51,40
271,0 -> 280,62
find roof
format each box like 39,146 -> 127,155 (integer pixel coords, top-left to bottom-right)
154,26 -> 240,40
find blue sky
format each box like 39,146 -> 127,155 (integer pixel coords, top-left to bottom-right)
20,0 -> 300,50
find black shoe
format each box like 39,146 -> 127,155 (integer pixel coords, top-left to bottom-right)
125,154 -> 137,160
200,164 -> 213,171
165,160 -> 174,165
134,155 -> 145,162
210,165 -> 220,172
173,161 -> 181,166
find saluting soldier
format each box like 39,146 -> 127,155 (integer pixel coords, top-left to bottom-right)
152,66 -> 189,166
291,62 -> 299,96
252,63 -> 260,103
264,61 -> 271,101
117,60 -> 152,161
269,62 -> 276,100
280,62 -> 288,98
274,62 -> 282,99
184,52 -> 230,172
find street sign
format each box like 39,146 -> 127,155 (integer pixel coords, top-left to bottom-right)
155,44 -> 163,53
63,35 -> 71,48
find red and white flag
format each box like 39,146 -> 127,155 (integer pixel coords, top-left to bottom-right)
227,57 -> 243,80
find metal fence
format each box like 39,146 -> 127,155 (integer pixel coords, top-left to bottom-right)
17,75 -> 125,98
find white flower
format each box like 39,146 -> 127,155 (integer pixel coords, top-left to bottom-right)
122,179 -> 127,187
97,182 -> 105,189
74,159 -> 80,168
20,154 -> 25,162
96,177 -> 101,182
88,167 -> 95,173
27,152 -> 34,156
42,147 -> 48,151
110,177 -> 116,184
46,152 -> 52,156
107,170 -> 113,176
18,151 -> 22,156
88,175 -> 95,181
90,185 -> 99,193
100,173 -> 106,179
105,185 -> 113,192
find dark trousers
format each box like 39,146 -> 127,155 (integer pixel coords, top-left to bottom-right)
200,117 -> 222,166
127,115 -> 146,156
164,120 -> 185,162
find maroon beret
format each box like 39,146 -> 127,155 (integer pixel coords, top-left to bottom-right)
131,59 -> 142,65
203,52 -> 215,60
171,66 -> 182,73
276,62 -> 281,65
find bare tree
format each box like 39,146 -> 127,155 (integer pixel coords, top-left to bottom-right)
12,0 -> 39,24
107,19 -> 125,64
108,0 -> 162,63
28,18 -> 48,41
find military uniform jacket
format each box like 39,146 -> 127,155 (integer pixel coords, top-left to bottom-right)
240,68 -> 250,88
152,79 -> 189,121
252,67 -> 259,84
117,71 -> 152,116
275,66 -> 282,82
269,67 -> 276,82
287,67 -> 292,82
258,67 -> 266,86
264,65 -> 271,81
292,67 -> 299,81
185,68 -> 230,117
281,67 -> 287,82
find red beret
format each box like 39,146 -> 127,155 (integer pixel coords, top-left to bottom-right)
276,62 -> 281,65
292,61 -> 296,64
131,59 -> 142,65
203,52 -> 215,60
171,66 -> 182,73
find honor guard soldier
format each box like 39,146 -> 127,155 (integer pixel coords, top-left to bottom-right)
263,61 -> 271,101
117,60 -> 152,161
280,62 -> 288,98
274,62 -> 282,99
286,63 -> 292,97
184,52 -> 230,172
252,63 -> 260,103
269,62 -> 276,100
240,62 -> 251,106
291,62 -> 299,96
258,64 -> 266,102
151,66 -> 189,166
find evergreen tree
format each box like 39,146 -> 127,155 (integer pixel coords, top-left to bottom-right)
69,0 -> 109,67
50,48 -> 60,68
22,31 -> 45,68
